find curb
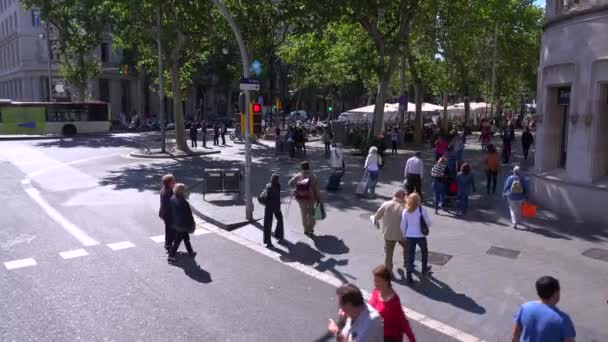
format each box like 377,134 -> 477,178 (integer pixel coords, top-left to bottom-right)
0,135 -> 63,141
128,150 -> 221,159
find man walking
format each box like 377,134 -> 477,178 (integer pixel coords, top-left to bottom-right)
213,123 -> 220,146
404,152 -> 424,198
512,276 -> 576,342
201,120 -> 207,148
522,127 -> 534,161
288,161 -> 321,236
372,190 -> 408,272
328,283 -> 384,342
189,121 -> 198,148
221,123 -> 227,145
503,165 -> 528,229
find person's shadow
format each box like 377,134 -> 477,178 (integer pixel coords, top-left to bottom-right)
312,234 -> 350,255
395,269 -> 485,314
170,253 -> 213,284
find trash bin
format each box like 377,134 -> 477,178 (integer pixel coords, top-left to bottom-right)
203,168 -> 223,199
223,169 -> 241,192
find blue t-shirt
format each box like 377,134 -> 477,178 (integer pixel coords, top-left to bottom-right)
514,301 -> 576,342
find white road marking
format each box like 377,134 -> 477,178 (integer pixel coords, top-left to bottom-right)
192,215 -> 485,342
4,258 -> 37,270
27,153 -> 120,178
107,241 -> 135,251
193,228 -> 210,236
150,235 -> 165,243
23,187 -> 99,247
59,249 -> 89,259
20,178 -> 31,185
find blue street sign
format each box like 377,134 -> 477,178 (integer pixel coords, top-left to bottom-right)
17,122 -> 36,129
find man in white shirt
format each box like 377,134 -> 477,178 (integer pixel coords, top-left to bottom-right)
328,284 -> 383,342
404,152 -> 424,199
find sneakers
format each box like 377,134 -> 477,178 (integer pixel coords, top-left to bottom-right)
422,265 -> 432,275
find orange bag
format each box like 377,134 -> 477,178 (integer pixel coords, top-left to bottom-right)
522,201 -> 537,218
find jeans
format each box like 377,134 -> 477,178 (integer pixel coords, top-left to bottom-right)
486,170 -> 498,194
405,173 -> 422,199
190,136 -> 197,148
365,170 -> 379,195
432,178 -> 446,210
406,237 -> 428,275
221,133 -> 226,145
169,231 -> 193,257
523,144 -> 531,160
391,141 -> 398,153
213,135 -> 219,146
324,142 -> 331,155
202,134 -> 207,147
263,207 -> 284,244
457,194 -> 469,214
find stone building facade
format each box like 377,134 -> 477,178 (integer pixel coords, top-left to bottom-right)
533,0 -> 608,224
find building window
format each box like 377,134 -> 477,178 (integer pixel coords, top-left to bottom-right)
13,12 -> 17,30
100,42 -> 109,63
31,9 -> 41,27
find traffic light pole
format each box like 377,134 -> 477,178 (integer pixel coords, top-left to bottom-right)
211,0 -> 253,221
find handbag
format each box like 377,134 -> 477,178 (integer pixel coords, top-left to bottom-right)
419,207 -> 429,236
314,201 -> 326,220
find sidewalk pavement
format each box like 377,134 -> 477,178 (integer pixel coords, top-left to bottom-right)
185,133 -> 608,341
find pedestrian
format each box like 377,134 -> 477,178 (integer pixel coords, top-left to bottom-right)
201,120 -> 207,148
456,163 -> 476,216
431,157 -> 448,214
286,127 -> 296,158
327,143 -> 345,191
391,127 -> 399,154
400,193 -> 431,284
403,152 -> 424,199
288,161 -> 321,236
159,174 -> 176,253
512,276 -> 576,342
369,265 -> 417,342
322,128 -> 332,157
363,146 -> 382,198
274,126 -> 281,155
501,123 -> 515,164
479,122 -> 491,151
327,283 -> 384,342
189,121 -> 198,148
522,126 -> 534,161
261,174 -> 284,248
503,165 -> 528,229
213,123 -> 220,146
435,135 -> 449,161
372,190 -> 408,273
484,144 -> 500,194
221,122 -> 227,145
167,183 -> 197,263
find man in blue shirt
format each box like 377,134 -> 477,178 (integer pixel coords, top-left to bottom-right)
503,165 -> 528,228
512,276 -> 576,342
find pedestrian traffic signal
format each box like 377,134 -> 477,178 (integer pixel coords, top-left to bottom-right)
328,106 -> 333,111
118,64 -> 129,75
252,103 -> 262,114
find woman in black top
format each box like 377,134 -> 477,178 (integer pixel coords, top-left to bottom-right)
159,174 -> 176,253
168,183 -> 197,263
262,174 -> 284,248
189,122 -> 198,148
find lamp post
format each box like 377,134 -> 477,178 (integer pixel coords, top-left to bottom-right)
210,0 -> 253,221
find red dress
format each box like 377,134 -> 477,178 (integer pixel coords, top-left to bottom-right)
369,289 -> 416,342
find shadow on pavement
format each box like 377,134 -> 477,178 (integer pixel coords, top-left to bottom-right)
34,134 -> 146,149
170,252 -> 213,284
395,269 -> 486,315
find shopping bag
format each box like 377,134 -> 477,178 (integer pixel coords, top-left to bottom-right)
522,201 -> 537,218
314,201 -> 327,220
355,171 -> 367,195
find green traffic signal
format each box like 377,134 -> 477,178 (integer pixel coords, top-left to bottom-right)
328,106 -> 333,111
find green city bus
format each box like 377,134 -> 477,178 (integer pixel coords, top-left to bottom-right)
0,100 -> 111,136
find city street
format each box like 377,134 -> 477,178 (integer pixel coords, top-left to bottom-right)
0,133 -> 457,341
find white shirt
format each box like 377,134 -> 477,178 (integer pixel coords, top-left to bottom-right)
340,304 -> 384,342
364,153 -> 381,172
401,207 -> 432,238
404,156 -> 424,178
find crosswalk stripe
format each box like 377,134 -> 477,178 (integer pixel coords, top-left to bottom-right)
107,241 -> 136,251
193,229 -> 210,236
4,258 -> 37,270
150,235 -> 165,243
59,249 -> 89,259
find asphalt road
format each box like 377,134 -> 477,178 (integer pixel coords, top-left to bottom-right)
0,135 -> 456,341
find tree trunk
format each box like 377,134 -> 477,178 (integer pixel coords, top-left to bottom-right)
399,53 -> 406,128
371,75 -> 391,137
226,88 -> 233,118
170,64 -> 189,151
442,91 -> 449,132
76,54 -> 86,102
464,97 -> 471,138
413,81 -> 423,144
295,92 -> 301,111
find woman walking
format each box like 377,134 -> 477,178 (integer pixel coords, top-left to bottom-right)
159,174 -> 176,253
262,174 -> 284,248
434,135 -> 449,161
456,163 -> 476,216
431,157 -> 448,214
400,193 -> 431,284
168,183 -> 197,263
369,265 -> 417,342
363,146 -> 382,198
483,144 -> 500,194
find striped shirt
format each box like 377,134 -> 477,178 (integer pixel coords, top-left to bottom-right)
431,163 -> 447,178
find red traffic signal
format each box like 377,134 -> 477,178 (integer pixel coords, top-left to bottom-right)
252,103 -> 262,114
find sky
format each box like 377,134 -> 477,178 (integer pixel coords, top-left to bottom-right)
534,0 -> 545,7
